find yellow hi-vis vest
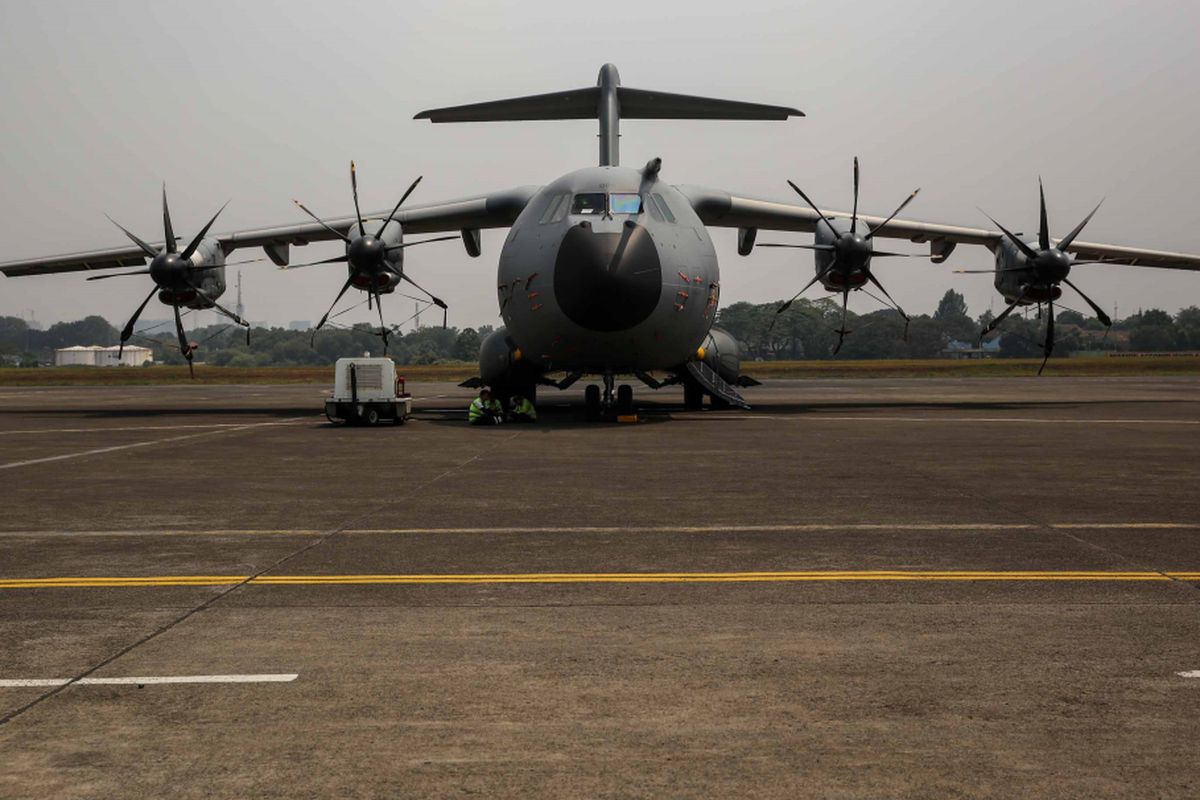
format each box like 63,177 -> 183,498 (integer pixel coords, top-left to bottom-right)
512,398 -> 536,419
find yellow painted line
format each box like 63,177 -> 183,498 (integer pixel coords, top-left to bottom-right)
2,522 -> 1195,538
1,570 -> 1197,589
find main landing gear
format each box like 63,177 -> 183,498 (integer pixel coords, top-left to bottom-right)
584,372 -> 634,420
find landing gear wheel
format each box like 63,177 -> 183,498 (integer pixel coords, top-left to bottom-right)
683,380 -> 704,411
364,407 -> 380,426
616,384 -> 633,415
584,384 -> 601,420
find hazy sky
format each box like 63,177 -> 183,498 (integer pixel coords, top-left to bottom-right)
2,0 -> 1199,332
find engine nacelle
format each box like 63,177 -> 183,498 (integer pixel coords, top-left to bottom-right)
478,328 -> 542,395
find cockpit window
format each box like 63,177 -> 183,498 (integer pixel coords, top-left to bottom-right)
609,193 -> 642,215
539,192 -> 570,224
571,193 -> 607,215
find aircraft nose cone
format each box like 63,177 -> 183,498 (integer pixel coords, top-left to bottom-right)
149,253 -> 188,287
553,221 -> 662,332
348,235 -> 385,271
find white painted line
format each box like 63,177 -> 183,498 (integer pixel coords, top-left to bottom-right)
0,417 -> 310,471
0,673 -> 298,688
0,423 -> 255,436
1178,671 -> 1200,678
725,415 -> 1200,426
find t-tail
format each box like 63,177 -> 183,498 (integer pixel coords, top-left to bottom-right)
414,64 -> 803,167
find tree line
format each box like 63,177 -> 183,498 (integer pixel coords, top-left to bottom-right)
2,291 -> 1200,366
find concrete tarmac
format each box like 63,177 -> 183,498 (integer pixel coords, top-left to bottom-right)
0,377 -> 1198,798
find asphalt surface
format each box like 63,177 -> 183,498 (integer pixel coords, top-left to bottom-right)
1,376 -> 1198,798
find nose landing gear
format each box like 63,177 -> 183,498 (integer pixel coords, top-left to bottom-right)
583,374 -> 635,421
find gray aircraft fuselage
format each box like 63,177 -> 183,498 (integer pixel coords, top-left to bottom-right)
497,166 -> 719,373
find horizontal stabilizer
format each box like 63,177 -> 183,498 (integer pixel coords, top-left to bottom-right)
619,87 -> 802,120
415,88 -> 600,122
416,86 -> 801,123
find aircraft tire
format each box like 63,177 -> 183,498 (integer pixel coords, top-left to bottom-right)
617,384 -> 633,414
584,384 -> 601,420
683,379 -> 704,411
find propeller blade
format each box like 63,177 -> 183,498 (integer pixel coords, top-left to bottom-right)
293,200 -> 351,244
1063,277 -> 1113,327
1038,179 -> 1051,252
979,208 -> 1040,260
865,271 -> 909,323
162,185 -> 177,254
385,235 -> 460,251
1056,199 -> 1105,252
104,215 -> 159,258
864,188 -> 921,241
87,269 -> 152,281
850,157 -> 860,235
173,303 -> 194,378
981,291 -> 1026,338
180,200 -> 230,261
775,259 -> 836,316
376,175 -> 424,237
869,251 -> 921,258
280,254 -> 350,270
756,243 -> 836,251
119,286 -> 159,357
350,160 -> 365,236
186,280 -> 249,328
832,290 -> 851,355
401,273 -> 449,325
786,180 -> 842,241
314,275 -> 356,335
1039,296 -> 1055,375
373,289 -> 389,353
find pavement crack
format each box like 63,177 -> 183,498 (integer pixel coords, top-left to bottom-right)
0,432 -> 521,727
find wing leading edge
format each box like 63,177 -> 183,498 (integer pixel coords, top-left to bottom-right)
678,186 -> 1200,271
0,186 -> 540,277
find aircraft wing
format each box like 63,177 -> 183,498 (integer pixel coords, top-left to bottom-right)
0,186 -> 540,277
678,185 -> 1200,271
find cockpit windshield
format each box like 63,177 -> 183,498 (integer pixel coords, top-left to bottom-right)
609,193 -> 642,215
570,193 -> 607,215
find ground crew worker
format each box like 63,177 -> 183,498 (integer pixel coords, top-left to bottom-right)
468,388 -> 504,425
508,393 -> 537,423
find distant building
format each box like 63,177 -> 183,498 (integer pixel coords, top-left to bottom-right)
942,339 -> 1000,359
55,345 -> 153,367
288,320 -> 312,331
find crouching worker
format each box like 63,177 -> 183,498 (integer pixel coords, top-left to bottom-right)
508,393 -> 537,423
468,388 -> 505,425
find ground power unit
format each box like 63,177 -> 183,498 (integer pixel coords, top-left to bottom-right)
325,358 -> 412,425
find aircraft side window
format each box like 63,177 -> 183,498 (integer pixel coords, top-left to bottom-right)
651,193 -> 676,223
571,193 -> 607,215
644,194 -> 664,222
540,193 -> 570,224
609,193 -> 641,215
538,193 -> 564,224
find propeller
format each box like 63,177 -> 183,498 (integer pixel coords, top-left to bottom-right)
103,187 -> 248,377
296,163 -> 452,353
977,179 -> 1112,373
762,158 -> 919,347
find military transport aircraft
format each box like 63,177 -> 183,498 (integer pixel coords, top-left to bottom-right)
4,64 -> 1200,411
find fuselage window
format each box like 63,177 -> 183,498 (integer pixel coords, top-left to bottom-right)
609,193 -> 642,215
571,193 -> 607,215
651,193 -> 677,223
